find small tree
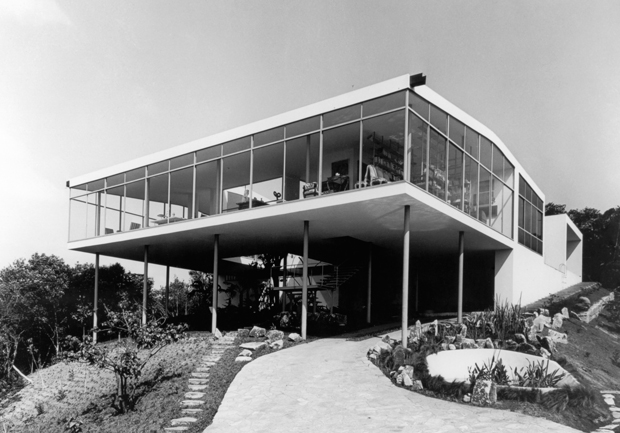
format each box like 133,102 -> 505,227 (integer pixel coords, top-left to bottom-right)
62,305 -> 187,413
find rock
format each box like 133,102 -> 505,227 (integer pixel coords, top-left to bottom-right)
605,398 -> 616,406
461,338 -> 477,349
249,326 -> 266,338
517,343 -> 537,355
368,353 -> 377,361
441,343 -> 449,351
569,311 -> 582,320
372,341 -> 392,354
454,334 -> 463,344
547,329 -> 568,344
444,336 -> 456,344
579,296 -> 591,306
266,330 -> 284,343
239,341 -> 267,351
396,374 -> 403,385
412,380 -> 423,391
514,333 -> 526,344
536,335 -> 555,353
561,307 -> 569,318
403,373 -> 413,387
414,320 -> 422,339
237,328 -> 250,338
459,324 -> 468,337
213,328 -> 223,339
503,339 -> 518,351
552,313 -> 564,329
533,315 -> 550,332
403,365 -> 415,381
471,378 -> 497,406
170,417 -> 198,425
448,344 -> 456,350
288,333 -> 302,342
463,393 -> 471,403
484,338 -> 494,349
238,349 -> 252,357
235,356 -> 252,362
540,347 -> 551,359
269,339 -> 284,350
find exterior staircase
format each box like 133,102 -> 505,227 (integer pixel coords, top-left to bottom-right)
316,262 -> 362,291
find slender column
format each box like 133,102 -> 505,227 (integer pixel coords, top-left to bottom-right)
401,205 -> 411,346
458,231 -> 465,324
282,255 -> 288,312
367,243 -> 372,324
93,253 -> 99,343
165,265 -> 170,317
212,234 -> 219,333
143,246 -> 149,324
301,221 -> 309,340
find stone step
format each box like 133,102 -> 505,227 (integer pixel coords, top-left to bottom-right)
181,400 -> 205,406
191,372 -> 210,378
188,378 -> 208,384
184,392 -> 206,399
163,427 -> 189,432
171,417 -> 198,426
195,367 -> 211,372
188,384 -> 208,391
181,408 -> 203,414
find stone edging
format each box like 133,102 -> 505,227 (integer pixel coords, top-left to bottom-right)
578,292 -> 615,323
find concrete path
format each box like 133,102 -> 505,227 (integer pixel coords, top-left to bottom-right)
204,335 -> 579,433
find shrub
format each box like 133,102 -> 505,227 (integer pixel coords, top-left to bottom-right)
467,355 -> 510,386
512,360 -> 565,388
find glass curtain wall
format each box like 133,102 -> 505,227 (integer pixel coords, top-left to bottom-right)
518,175 -> 543,254
362,111 -> 405,187
284,133 -> 319,200
407,90 -> 514,238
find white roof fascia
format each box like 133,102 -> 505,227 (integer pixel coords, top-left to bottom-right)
68,74 -> 411,188
414,86 -> 545,201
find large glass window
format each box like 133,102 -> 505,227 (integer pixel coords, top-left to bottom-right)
363,91 -> 405,117
147,174 -> 169,227
478,168 -> 492,224
447,144 -> 463,209
480,137 -> 492,170
252,142 -> 284,205
323,104 -> 360,128
223,137 -> 250,156
197,145 -> 221,163
430,106 -> 447,135
428,129 -> 447,200
322,122 -> 360,194
222,151 -> 251,212
449,117 -> 465,148
408,91 -> 429,120
195,160 -> 220,217
104,186 -> 124,234
286,116 -> 319,138
408,112 -> 427,189
124,180 -> 145,231
465,127 -> 479,159
169,168 -> 193,222
254,127 -> 283,147
362,111 -> 405,187
69,195 -> 88,241
518,175 -> 543,254
284,134 -> 319,201
464,155 -> 479,218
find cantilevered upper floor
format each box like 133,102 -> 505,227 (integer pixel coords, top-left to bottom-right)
67,73 -> 546,262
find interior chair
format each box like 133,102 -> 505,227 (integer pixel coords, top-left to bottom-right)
129,222 -> 141,230
366,165 -> 389,186
105,228 -> 114,234
302,182 -> 319,198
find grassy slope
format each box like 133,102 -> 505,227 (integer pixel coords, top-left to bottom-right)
0,333 -> 214,433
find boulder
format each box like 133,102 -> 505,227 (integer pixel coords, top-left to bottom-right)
249,326 -> 266,338
459,324 -> 468,337
503,339 -> 518,351
532,315 -> 551,332
402,373 -> 413,387
396,373 -> 403,385
239,341 -> 267,351
266,330 -> 284,343
552,313 -> 564,329
288,333 -> 302,342
239,349 -> 252,357
441,343 -> 449,351
412,380 -> 423,391
574,297 -> 591,312
372,341 -> 392,354
237,328 -> 250,338
561,307 -> 569,318
461,338 -> 477,349
471,378 -> 497,406
269,339 -> 284,350
403,365 -> 415,381
540,347 -> 551,359
536,335 -> 556,353
448,344 -> 456,350
484,338 -> 494,349
516,343 -> 537,355
463,393 -> 471,403
547,329 -> 568,344
235,356 -> 252,362
514,333 -> 526,344
214,328 -> 223,339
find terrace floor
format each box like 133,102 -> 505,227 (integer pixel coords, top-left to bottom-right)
203,331 -> 578,433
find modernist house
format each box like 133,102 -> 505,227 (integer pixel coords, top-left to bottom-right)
66,73 -> 583,341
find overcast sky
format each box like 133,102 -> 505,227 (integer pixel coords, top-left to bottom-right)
1,0 -> 619,285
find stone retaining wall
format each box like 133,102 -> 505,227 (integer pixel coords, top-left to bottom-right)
577,291 -> 615,323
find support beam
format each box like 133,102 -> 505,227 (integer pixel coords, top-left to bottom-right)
282,255 -> 288,312
458,231 -> 465,324
165,265 -> 170,317
301,221 -> 309,340
367,243 -> 372,324
93,253 -> 99,343
142,246 -> 149,325
212,234 -> 219,334
401,205 -> 410,346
